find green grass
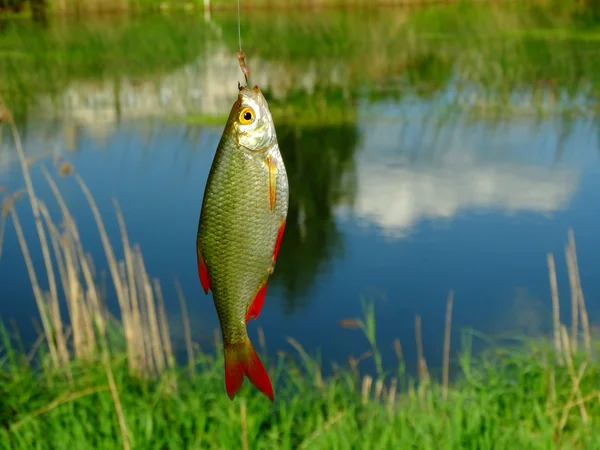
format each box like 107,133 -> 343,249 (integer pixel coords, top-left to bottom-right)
1,311 -> 599,449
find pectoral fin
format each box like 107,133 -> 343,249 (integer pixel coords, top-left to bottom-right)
266,156 -> 277,210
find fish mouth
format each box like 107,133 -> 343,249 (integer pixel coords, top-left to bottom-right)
238,83 -> 261,94
236,88 -> 266,110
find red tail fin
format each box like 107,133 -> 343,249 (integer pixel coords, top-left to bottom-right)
224,338 -> 274,402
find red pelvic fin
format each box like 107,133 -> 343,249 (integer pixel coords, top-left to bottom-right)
196,242 -> 211,294
246,281 -> 268,323
224,338 -> 274,402
273,220 -> 286,264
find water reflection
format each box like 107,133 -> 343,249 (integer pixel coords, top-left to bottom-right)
28,41 -> 349,128
342,116 -> 580,239
2,6 -> 600,371
272,123 -> 359,312
1,84 -> 598,364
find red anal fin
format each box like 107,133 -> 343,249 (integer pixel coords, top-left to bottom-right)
224,338 -> 274,402
266,156 -> 277,210
273,220 -> 286,264
197,242 -> 211,294
246,280 -> 268,323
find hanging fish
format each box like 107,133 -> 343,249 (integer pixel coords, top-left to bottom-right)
196,83 -> 289,402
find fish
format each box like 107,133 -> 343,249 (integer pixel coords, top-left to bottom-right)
196,84 -> 289,402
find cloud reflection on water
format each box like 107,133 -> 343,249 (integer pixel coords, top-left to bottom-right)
337,108 -> 580,239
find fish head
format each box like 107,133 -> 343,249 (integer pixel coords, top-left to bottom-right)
228,85 -> 276,154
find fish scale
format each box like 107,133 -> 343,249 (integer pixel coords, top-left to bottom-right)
196,85 -> 289,402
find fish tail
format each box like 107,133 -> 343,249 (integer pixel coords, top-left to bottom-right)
224,336 -> 274,402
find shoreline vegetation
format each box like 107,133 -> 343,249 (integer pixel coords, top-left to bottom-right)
1,100 -> 600,448
0,0 -> 596,18
1,0 -> 552,16
3,2 -> 600,129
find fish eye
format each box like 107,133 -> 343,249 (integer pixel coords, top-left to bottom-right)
239,107 -> 255,125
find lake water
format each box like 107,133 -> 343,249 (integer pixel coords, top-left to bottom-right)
1,5 -> 600,375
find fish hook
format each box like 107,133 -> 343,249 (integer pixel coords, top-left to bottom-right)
237,50 -> 250,88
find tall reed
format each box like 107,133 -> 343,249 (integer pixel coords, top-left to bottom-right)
336,228 -> 592,422
548,228 -> 592,362
0,99 -> 178,379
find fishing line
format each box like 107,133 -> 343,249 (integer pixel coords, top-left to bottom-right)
236,0 -> 250,86
237,0 -> 243,53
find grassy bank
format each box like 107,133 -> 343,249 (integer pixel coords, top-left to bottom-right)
1,102 -> 599,448
1,316 -> 599,449
34,0 -> 543,15
2,2 -> 600,128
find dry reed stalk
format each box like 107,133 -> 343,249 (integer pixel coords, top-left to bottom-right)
129,259 -> 151,375
26,334 -> 46,363
134,244 -> 165,375
114,201 -> 145,372
566,243 -> 579,352
240,399 -> 249,450
78,291 -> 96,359
348,356 -> 359,380
567,229 -> 591,357
547,390 -> 600,415
547,253 -> 563,363
44,288 -> 62,335
105,363 -> 130,450
339,319 -> 364,329
560,325 -> 588,424
77,244 -> 106,336
374,379 -> 384,402
75,174 -> 137,374
393,338 -> 403,363
442,290 -> 454,401
128,298 -> 144,367
6,117 -> 69,368
9,205 -> 59,367
175,278 -> 195,376
153,278 -> 175,370
558,359 -> 588,433
387,377 -> 397,415
361,375 -> 373,405
41,167 -> 106,338
63,223 -> 97,361
415,315 -> 429,383
39,204 -> 69,310
63,325 -> 73,349
62,232 -> 86,360
257,326 -> 266,353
